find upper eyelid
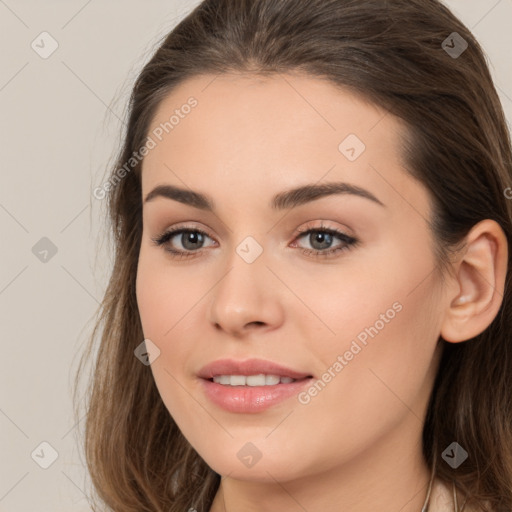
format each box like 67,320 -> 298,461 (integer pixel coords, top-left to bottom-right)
156,223 -> 355,246
158,221 -> 352,237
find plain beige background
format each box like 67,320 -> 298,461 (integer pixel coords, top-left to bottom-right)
0,1 -> 511,510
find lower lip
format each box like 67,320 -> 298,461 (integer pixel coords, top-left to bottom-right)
199,377 -> 313,413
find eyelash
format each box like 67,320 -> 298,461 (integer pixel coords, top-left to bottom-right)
150,222 -> 359,260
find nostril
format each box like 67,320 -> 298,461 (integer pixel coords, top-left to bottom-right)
249,321 -> 265,327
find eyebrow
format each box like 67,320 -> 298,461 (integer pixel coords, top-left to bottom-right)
143,181 -> 385,211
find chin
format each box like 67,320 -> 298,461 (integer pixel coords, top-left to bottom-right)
197,446 -> 312,483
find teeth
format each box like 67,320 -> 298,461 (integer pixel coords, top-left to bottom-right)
265,375 -> 280,385
212,374 -> 297,386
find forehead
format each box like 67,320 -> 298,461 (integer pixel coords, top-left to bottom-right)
144,72 -> 401,158
140,72 -> 427,217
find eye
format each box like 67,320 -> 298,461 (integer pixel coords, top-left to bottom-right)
151,222 -> 359,260
291,222 -> 359,258
151,225 -> 216,259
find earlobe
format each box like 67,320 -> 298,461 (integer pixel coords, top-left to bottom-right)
440,219 -> 508,343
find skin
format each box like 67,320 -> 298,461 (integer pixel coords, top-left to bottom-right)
135,72 -> 507,512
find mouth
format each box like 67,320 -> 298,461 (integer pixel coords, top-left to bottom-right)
197,358 -> 314,413
200,374 -> 314,413
207,374 -> 312,386
197,357 -> 313,381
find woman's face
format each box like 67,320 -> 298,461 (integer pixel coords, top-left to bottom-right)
136,73 -> 447,482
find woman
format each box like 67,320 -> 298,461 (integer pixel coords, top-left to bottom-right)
75,0 -> 512,510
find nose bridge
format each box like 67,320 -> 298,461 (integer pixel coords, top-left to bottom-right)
214,233 -> 267,308
217,212 -> 270,271
208,231 -> 283,333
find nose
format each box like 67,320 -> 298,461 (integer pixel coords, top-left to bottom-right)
208,246 -> 285,338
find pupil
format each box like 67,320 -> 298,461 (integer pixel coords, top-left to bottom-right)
183,232 -> 203,250
312,232 -> 332,250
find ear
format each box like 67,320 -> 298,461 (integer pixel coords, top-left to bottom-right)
440,219 -> 508,343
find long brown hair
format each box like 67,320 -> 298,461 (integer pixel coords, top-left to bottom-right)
74,0 -> 512,510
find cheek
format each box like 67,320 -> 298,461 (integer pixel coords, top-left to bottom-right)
135,246 -> 209,389
136,252 -> 205,434
136,245 -> 206,342
302,241 -> 442,432
282,243 -> 438,368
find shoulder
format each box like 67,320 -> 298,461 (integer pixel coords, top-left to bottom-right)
430,478 -> 494,512
429,478 -> 455,512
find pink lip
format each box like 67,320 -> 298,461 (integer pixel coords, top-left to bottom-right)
197,358 -> 313,413
200,378 -> 313,413
197,358 -> 312,380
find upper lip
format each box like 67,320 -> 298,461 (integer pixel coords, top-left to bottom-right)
198,358 -> 312,380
